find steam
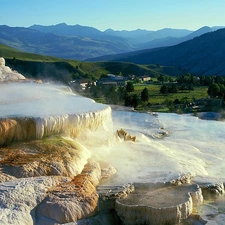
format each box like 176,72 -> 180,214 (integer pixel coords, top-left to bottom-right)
1,82 -> 225,186
95,111 -> 225,185
0,82 -> 106,118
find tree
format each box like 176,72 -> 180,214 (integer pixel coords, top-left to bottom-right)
207,83 -> 220,97
124,93 -> 139,108
141,87 -> 149,102
132,94 -> 139,108
117,86 -> 126,102
160,84 -> 168,94
126,82 -> 134,92
157,74 -> 165,84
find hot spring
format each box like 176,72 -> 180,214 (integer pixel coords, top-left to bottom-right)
0,81 -> 225,225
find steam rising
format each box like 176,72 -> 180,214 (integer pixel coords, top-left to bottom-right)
0,82 -> 106,118
2,82 -> 224,186
94,111 -> 225,185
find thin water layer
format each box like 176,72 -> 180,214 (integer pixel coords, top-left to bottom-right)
97,111 -> 225,185
0,82 -> 107,118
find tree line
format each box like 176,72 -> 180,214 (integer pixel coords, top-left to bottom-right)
159,73 -> 225,99
84,82 -> 149,108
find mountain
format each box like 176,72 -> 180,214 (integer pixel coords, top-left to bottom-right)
0,23 -> 223,61
104,28 -> 192,45
2,43 -> 179,83
88,28 -> 225,76
29,23 -> 103,38
30,24 -> 193,46
0,25 -> 135,60
138,26 -> 225,50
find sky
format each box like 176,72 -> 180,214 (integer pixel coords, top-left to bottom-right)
1,0 -> 225,31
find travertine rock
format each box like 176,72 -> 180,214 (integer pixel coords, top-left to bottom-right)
0,137 -> 90,178
0,57 -> 26,81
115,183 -> 203,225
116,128 -> 136,142
0,176 -> 71,225
36,161 -> 102,224
0,57 -> 5,66
99,161 -> 117,180
201,182 -> 224,200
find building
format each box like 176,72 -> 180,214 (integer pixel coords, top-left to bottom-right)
139,75 -> 151,82
97,74 -> 126,86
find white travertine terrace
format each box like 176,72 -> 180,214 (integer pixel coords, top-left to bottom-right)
0,82 -> 112,146
115,183 -> 203,225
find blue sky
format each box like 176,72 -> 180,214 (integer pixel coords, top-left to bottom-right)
1,0 -> 225,31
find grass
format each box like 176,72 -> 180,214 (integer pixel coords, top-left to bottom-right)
132,83 -> 210,112
0,44 -> 62,62
134,84 -> 208,105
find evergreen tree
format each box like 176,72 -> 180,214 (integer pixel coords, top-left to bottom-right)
160,84 -> 168,94
141,87 -> 149,102
126,82 -> 134,92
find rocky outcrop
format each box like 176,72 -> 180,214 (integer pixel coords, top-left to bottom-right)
201,182 -> 224,200
36,161 -> 101,224
116,129 -> 136,142
0,118 -> 36,146
115,183 -> 203,225
0,57 -> 26,81
0,137 -> 90,178
0,176 -> 71,225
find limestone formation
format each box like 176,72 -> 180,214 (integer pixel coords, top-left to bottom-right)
0,81 -> 114,224
99,161 -> 117,180
116,128 -> 136,142
201,182 -> 225,200
0,57 -> 26,81
0,82 -> 112,146
0,57 -> 5,66
0,176 -> 71,225
0,136 -> 90,178
36,161 -> 102,224
115,183 -> 203,225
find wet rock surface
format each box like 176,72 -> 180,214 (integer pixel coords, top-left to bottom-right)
36,161 -> 101,224
115,183 -> 203,225
0,137 -> 90,178
0,176 -> 71,225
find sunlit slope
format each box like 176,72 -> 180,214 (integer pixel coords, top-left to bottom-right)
0,44 -> 61,61
89,28 -> 225,76
0,43 -> 183,82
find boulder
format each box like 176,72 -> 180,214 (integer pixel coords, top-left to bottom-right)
0,57 -> 26,81
0,176 -> 70,225
36,161 -> 102,224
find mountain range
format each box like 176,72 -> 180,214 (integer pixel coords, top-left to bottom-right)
0,23 -> 223,61
89,28 -> 225,76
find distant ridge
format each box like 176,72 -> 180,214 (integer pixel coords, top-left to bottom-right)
29,23 -> 104,38
0,23 -> 224,61
88,28 -> 225,76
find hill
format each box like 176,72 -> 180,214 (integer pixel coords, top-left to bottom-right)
1,23 -> 222,61
1,44 -> 183,83
104,28 -> 192,45
138,26 -> 221,49
88,28 -> 225,76
0,25 -> 135,60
